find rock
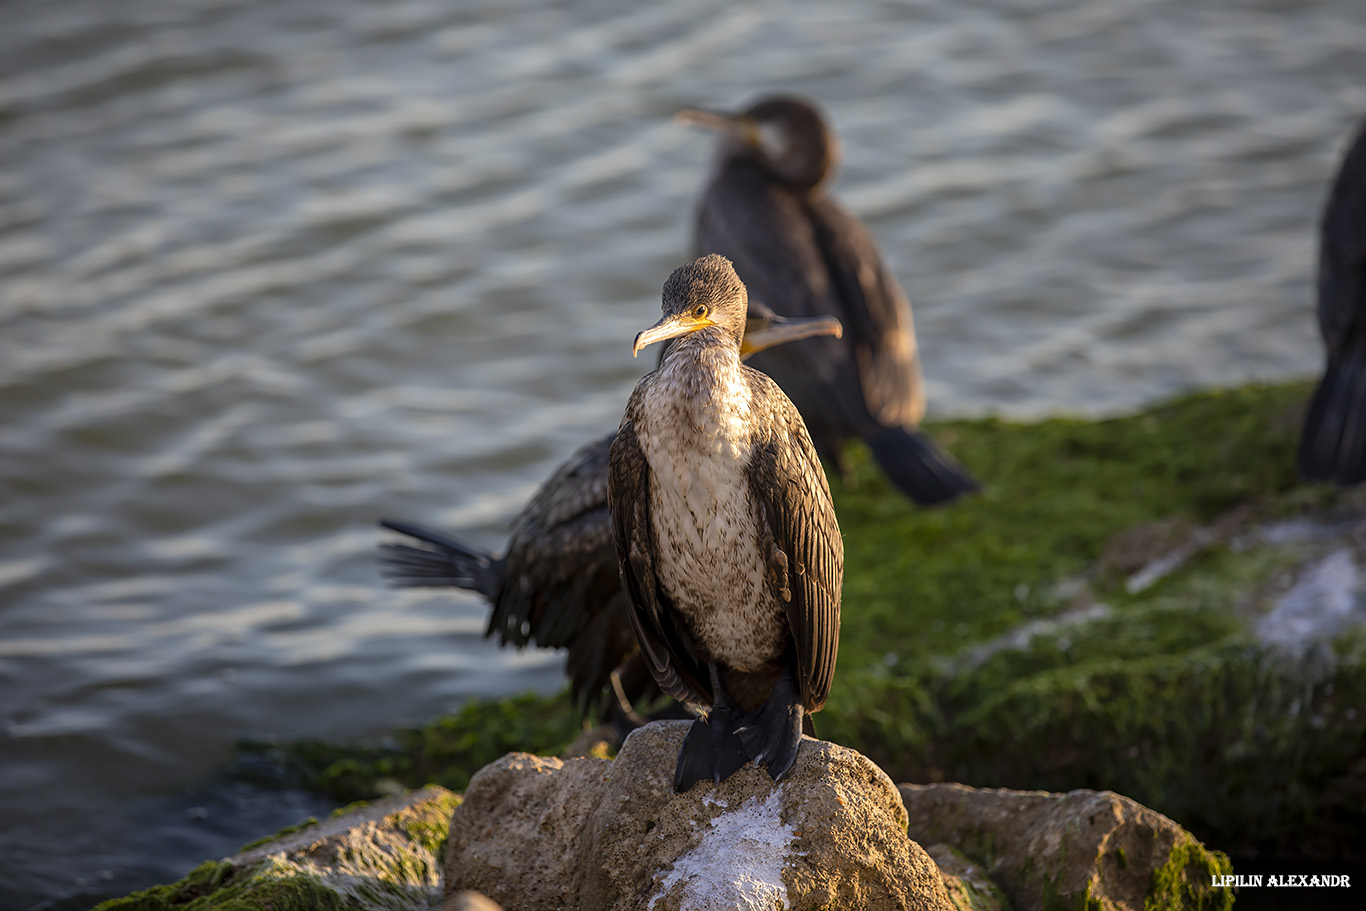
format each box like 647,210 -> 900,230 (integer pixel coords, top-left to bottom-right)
230,784 -> 459,910
925,843 -> 1008,911
444,719 -> 956,911
899,783 -> 1233,911
559,722 -> 617,759
97,785 -> 460,911
439,891 -> 506,911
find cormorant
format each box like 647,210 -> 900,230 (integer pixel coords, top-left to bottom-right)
609,254 -> 842,791
1300,119 -> 1366,486
378,302 -> 842,728
679,94 -> 979,506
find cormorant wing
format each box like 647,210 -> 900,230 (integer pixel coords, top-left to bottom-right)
1319,121 -> 1366,356
491,433 -> 620,650
744,371 -> 843,712
806,195 -> 925,429
1301,120 -> 1366,486
607,405 -> 712,709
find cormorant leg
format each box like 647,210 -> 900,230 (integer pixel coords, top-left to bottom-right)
673,663 -> 749,792
736,664 -> 805,782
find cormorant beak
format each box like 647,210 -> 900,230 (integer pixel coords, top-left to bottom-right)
675,107 -> 759,147
632,312 -> 716,358
740,312 -> 842,359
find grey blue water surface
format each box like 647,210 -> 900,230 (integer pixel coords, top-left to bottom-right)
2,0 -> 1364,906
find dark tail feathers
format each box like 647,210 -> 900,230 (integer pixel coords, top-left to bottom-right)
377,518 -> 503,599
1299,342 -> 1366,487
866,425 -> 980,506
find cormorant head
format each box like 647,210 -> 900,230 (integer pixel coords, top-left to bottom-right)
632,254 -> 749,358
677,94 -> 839,190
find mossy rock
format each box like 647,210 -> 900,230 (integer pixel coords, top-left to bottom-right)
95,786 -> 459,911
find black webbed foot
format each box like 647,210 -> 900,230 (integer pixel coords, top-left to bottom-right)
673,663 -> 750,792
736,668 -> 804,782
673,704 -> 748,792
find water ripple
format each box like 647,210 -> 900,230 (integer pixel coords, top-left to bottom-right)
2,0 -> 1365,906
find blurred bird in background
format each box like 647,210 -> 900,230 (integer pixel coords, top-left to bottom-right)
1300,119 -> 1366,487
679,94 -> 979,506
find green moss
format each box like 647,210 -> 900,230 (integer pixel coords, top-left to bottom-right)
1036,868 -> 1103,911
394,788 -> 461,857
236,816 -> 319,852
99,786 -> 459,910
276,691 -> 581,802
831,382 -> 1311,674
329,799 -> 370,818
1143,837 -> 1234,911
91,859 -> 348,911
933,844 -> 1013,911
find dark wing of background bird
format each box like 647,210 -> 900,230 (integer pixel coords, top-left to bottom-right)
695,158 -> 977,505
381,433 -> 638,719
1300,119 -> 1366,486
743,371 -> 843,712
607,408 -> 712,709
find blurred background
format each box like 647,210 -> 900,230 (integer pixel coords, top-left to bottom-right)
1,0 -> 1364,907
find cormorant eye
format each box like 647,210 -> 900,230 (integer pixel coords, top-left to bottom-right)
693,305 -> 708,318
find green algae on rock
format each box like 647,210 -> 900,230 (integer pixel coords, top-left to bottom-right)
901,783 -> 1233,911
274,692 -> 581,804
94,786 -> 459,911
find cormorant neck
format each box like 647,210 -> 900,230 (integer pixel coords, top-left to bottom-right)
660,326 -> 743,369
718,136 -> 832,190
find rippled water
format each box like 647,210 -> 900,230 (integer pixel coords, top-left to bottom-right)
1,0 -> 1363,906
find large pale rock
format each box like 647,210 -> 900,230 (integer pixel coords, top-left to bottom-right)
445,719 -> 956,911
900,783 -> 1232,911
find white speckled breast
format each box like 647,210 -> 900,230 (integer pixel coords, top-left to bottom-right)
637,339 -> 787,672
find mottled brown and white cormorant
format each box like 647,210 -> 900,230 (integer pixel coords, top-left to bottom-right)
378,302 -> 842,728
609,254 -> 842,791
1300,119 -> 1366,486
679,94 -> 978,506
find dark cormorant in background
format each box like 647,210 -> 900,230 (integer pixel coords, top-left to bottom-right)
609,255 -> 842,791
679,94 -> 979,506
378,303 -> 842,728
1300,119 -> 1366,486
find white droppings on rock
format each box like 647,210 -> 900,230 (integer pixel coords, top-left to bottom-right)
648,786 -> 794,911
1257,549 -> 1365,650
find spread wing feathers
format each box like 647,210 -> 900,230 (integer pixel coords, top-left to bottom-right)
487,433 -> 621,649
377,519 -> 505,597
744,372 -> 843,712
607,411 -> 712,709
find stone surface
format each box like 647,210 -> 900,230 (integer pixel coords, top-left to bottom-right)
228,784 -> 459,911
440,891 -> 507,911
444,720 -> 956,911
900,783 -> 1232,911
926,843 -> 1008,911
97,785 -> 461,911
